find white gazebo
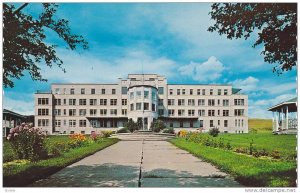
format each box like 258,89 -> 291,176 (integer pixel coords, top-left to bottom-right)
267,97 -> 297,134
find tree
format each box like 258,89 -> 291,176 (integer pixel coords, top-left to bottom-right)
3,3 -> 88,88
124,119 -> 139,133
150,119 -> 165,132
208,3 -> 297,74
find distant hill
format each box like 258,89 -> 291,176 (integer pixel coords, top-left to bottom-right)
248,119 -> 272,131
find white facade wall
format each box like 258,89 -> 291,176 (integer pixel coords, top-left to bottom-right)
34,74 -> 248,134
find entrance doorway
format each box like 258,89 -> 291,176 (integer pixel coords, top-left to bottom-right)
137,117 -> 148,130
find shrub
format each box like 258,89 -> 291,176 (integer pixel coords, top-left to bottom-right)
178,130 -> 188,137
101,130 -> 114,138
209,127 -> 220,137
249,128 -> 258,134
151,119 -> 165,132
117,128 -> 130,133
271,150 -> 281,159
68,133 -> 88,148
6,123 -> 48,161
90,132 -> 102,141
161,128 -> 175,134
234,147 -> 248,154
124,119 -> 139,132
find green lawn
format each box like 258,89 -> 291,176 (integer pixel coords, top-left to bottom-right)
170,138 -> 296,187
215,133 -> 296,159
3,137 -> 119,187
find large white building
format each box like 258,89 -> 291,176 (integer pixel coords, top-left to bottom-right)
34,74 -> 248,134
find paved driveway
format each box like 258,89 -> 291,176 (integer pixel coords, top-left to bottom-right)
31,134 -> 241,187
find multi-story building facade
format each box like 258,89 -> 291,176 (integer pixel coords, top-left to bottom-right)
34,74 -> 248,134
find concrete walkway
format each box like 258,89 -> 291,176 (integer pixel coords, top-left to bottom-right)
31,134 -> 241,187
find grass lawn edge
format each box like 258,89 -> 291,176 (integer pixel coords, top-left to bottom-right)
3,138 -> 120,187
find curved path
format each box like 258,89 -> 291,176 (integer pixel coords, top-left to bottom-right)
31,133 -> 241,187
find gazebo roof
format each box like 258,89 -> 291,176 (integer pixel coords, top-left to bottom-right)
267,97 -> 297,112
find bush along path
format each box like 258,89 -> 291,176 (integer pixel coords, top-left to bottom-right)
170,137 -> 296,187
3,124 -> 119,187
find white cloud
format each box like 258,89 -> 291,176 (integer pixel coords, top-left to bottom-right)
178,56 -> 224,82
231,76 -> 259,92
262,82 -> 297,95
3,96 -> 34,115
41,48 -> 178,84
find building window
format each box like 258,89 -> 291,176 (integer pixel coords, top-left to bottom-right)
91,88 -> 95,94
100,109 -> 107,116
79,120 -> 87,127
235,119 -> 237,127
130,103 -> 134,111
224,120 -> 228,127
198,109 -> 205,116
111,120 -> 118,127
218,120 -> 220,126
158,87 -> 164,95
63,109 -> 66,115
158,109 -> 164,116
136,103 -> 142,110
122,99 -> 127,105
223,110 -> 229,116
90,120 -> 98,128
121,87 -> 127,95
202,89 -> 206,95
208,110 -> 215,116
210,120 -> 213,127
223,99 -> 229,106
182,89 -> 186,95
110,109 -> 117,115
54,109 -> 61,116
79,109 -> 86,116
100,99 -> 107,106
63,120 -> 66,126
70,88 -> 75,95
197,89 -> 201,95
81,88 -> 85,94
122,109 -> 127,116
177,89 -> 180,95
63,99 -> 66,105
38,109 -> 49,116
101,89 -> 105,94
190,121 -> 194,128
55,120 -> 61,127
69,99 -> 76,105
158,99 -> 164,106
169,89 -> 173,95
79,99 -> 86,105
69,120 -> 76,127
234,109 -> 245,116
234,99 -> 245,106
170,122 -> 173,127
54,99 -> 61,105
242,119 -> 244,127
38,98 -> 49,105
178,109 -> 185,116
168,99 -> 175,106
38,119 -> 49,126
136,91 -> 142,99
152,90 -> 157,101
218,99 -> 220,105
218,89 -> 221,95
208,99 -> 215,106
90,99 -> 97,106
190,89 -> 193,95
90,109 -> 97,116
152,103 -> 156,111
198,99 -> 205,106
199,120 -> 203,127
178,99 -> 185,106
144,103 -> 149,110
188,110 -> 195,116
144,90 -> 149,99
188,99 -> 195,106
112,89 -> 116,95
130,92 -> 134,99
54,88 -> 60,94
218,110 -> 220,116
180,121 -> 183,128
168,109 -> 174,116
110,99 -> 117,106
69,109 -> 76,116
81,131 -> 85,134
224,89 -> 228,95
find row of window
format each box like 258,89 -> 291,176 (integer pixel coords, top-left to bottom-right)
53,98 -> 126,106
169,88 -> 228,96
53,87 -> 129,95
52,109 -> 127,116
167,109 -> 244,117
54,119 -> 119,128
167,99 -> 231,106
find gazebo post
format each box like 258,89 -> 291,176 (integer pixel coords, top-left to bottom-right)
272,111 -> 275,131
281,107 -> 284,129
286,105 -> 289,130
276,111 -> 279,131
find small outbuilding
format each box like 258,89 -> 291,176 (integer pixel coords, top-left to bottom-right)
267,97 -> 297,134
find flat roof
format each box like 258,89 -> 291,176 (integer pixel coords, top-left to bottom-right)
52,83 -> 118,85
167,84 -> 232,86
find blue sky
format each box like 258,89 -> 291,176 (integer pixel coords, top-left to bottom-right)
3,3 -> 297,118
